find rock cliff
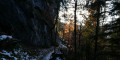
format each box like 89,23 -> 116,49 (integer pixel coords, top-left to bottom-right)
0,0 -> 60,46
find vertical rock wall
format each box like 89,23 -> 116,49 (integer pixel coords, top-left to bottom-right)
0,0 -> 58,46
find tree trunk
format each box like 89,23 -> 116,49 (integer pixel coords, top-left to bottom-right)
94,0 -> 101,60
79,25 -> 82,47
74,0 -> 77,55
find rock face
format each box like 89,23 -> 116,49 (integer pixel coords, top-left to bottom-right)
0,0 -> 59,46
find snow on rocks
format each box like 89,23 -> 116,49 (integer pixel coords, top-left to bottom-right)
0,50 -> 17,60
36,47 -> 54,60
1,58 -> 6,60
56,57 -> 62,60
59,44 -> 68,49
0,48 -> 37,60
0,35 -> 12,40
57,44 -> 69,55
42,44 -> 68,60
0,46 -> 55,60
42,50 -> 54,60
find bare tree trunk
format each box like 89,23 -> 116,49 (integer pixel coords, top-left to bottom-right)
94,0 -> 101,60
74,0 -> 77,55
68,25 -> 70,44
63,29 -> 64,39
79,24 -> 82,47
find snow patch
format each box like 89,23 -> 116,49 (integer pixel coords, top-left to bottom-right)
0,35 -> 12,40
14,50 -> 18,55
0,50 -> 17,60
56,57 -> 62,60
43,50 -> 54,60
0,49 -> 34,60
60,44 -> 67,49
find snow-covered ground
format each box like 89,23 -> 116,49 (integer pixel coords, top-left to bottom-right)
0,46 -> 66,60
42,50 -> 63,60
42,50 -> 54,60
0,50 -> 17,60
0,35 -> 67,60
0,46 -> 55,60
42,44 -> 67,60
0,48 -> 39,60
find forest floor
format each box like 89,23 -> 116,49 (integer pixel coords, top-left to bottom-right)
0,35 -> 67,60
